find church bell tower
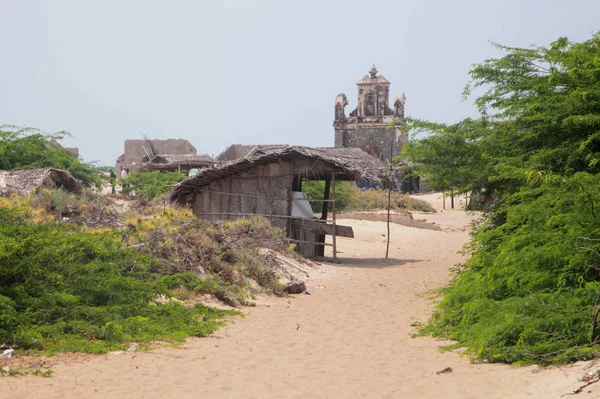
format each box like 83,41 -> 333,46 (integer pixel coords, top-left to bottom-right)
333,66 -> 407,163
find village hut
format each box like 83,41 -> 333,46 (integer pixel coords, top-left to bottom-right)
139,154 -> 214,173
0,168 -> 82,196
170,146 -> 387,258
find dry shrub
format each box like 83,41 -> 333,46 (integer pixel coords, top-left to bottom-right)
345,189 -> 436,213
142,216 -> 289,305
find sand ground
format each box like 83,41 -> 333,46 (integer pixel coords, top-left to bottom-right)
2,193 -> 600,398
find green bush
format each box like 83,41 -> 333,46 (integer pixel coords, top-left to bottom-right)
404,32 -> 600,365
122,171 -> 187,200
404,198 -> 436,213
0,125 -> 103,188
0,207 -> 237,353
421,173 -> 600,364
302,181 -> 435,213
301,181 -> 357,213
345,189 -> 436,213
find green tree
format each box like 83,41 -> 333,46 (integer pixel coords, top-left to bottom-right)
468,35 -> 600,177
0,125 -> 102,188
401,32 -> 600,199
407,32 -> 600,364
400,118 -> 487,194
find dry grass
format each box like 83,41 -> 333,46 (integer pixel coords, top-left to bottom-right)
346,188 -> 436,213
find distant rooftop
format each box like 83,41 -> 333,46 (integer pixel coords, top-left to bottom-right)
215,144 -> 289,163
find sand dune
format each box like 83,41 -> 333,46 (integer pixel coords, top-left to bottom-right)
2,193 -> 599,398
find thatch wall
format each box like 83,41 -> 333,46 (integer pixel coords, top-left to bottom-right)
0,168 -> 82,196
193,162 -> 292,231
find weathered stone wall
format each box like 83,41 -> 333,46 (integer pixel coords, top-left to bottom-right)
334,125 -> 407,164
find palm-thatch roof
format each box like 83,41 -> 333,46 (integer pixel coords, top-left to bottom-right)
215,144 -> 289,163
139,154 -> 214,171
171,146 -> 388,206
0,168 -> 82,196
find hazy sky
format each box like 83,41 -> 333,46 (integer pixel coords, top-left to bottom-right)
1,1 -> 599,166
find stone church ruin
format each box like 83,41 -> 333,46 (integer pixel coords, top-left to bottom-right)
333,65 -> 407,164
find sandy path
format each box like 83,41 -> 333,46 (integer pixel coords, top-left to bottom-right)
3,193 -> 599,398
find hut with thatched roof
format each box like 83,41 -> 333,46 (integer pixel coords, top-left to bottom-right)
171,146 -> 387,257
139,154 -> 214,173
0,168 -> 82,196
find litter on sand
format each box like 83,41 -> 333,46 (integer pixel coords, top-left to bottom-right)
0,349 -> 14,359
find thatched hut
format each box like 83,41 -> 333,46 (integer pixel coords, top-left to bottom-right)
139,154 -> 214,173
0,168 -> 82,196
171,146 -> 387,257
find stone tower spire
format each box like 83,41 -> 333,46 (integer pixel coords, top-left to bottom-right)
369,65 -> 378,78
353,64 -> 393,117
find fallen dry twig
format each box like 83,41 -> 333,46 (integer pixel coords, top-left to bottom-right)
561,372 -> 600,397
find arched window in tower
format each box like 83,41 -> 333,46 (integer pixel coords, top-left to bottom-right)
364,92 -> 376,116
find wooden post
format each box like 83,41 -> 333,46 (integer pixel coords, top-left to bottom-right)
451,188 -> 454,209
385,182 -> 391,259
286,167 -> 293,240
386,139 -> 393,259
321,179 -> 331,220
317,179 -> 331,256
331,173 -> 337,264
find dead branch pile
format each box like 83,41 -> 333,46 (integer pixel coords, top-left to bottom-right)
69,194 -> 125,229
140,217 -> 305,305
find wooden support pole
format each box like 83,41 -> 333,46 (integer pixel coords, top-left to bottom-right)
386,139 -> 393,259
287,167 -> 293,240
451,188 -> 454,209
386,184 -> 391,259
292,176 -> 303,192
317,178 -> 331,257
332,173 -> 337,264
321,179 -> 331,220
